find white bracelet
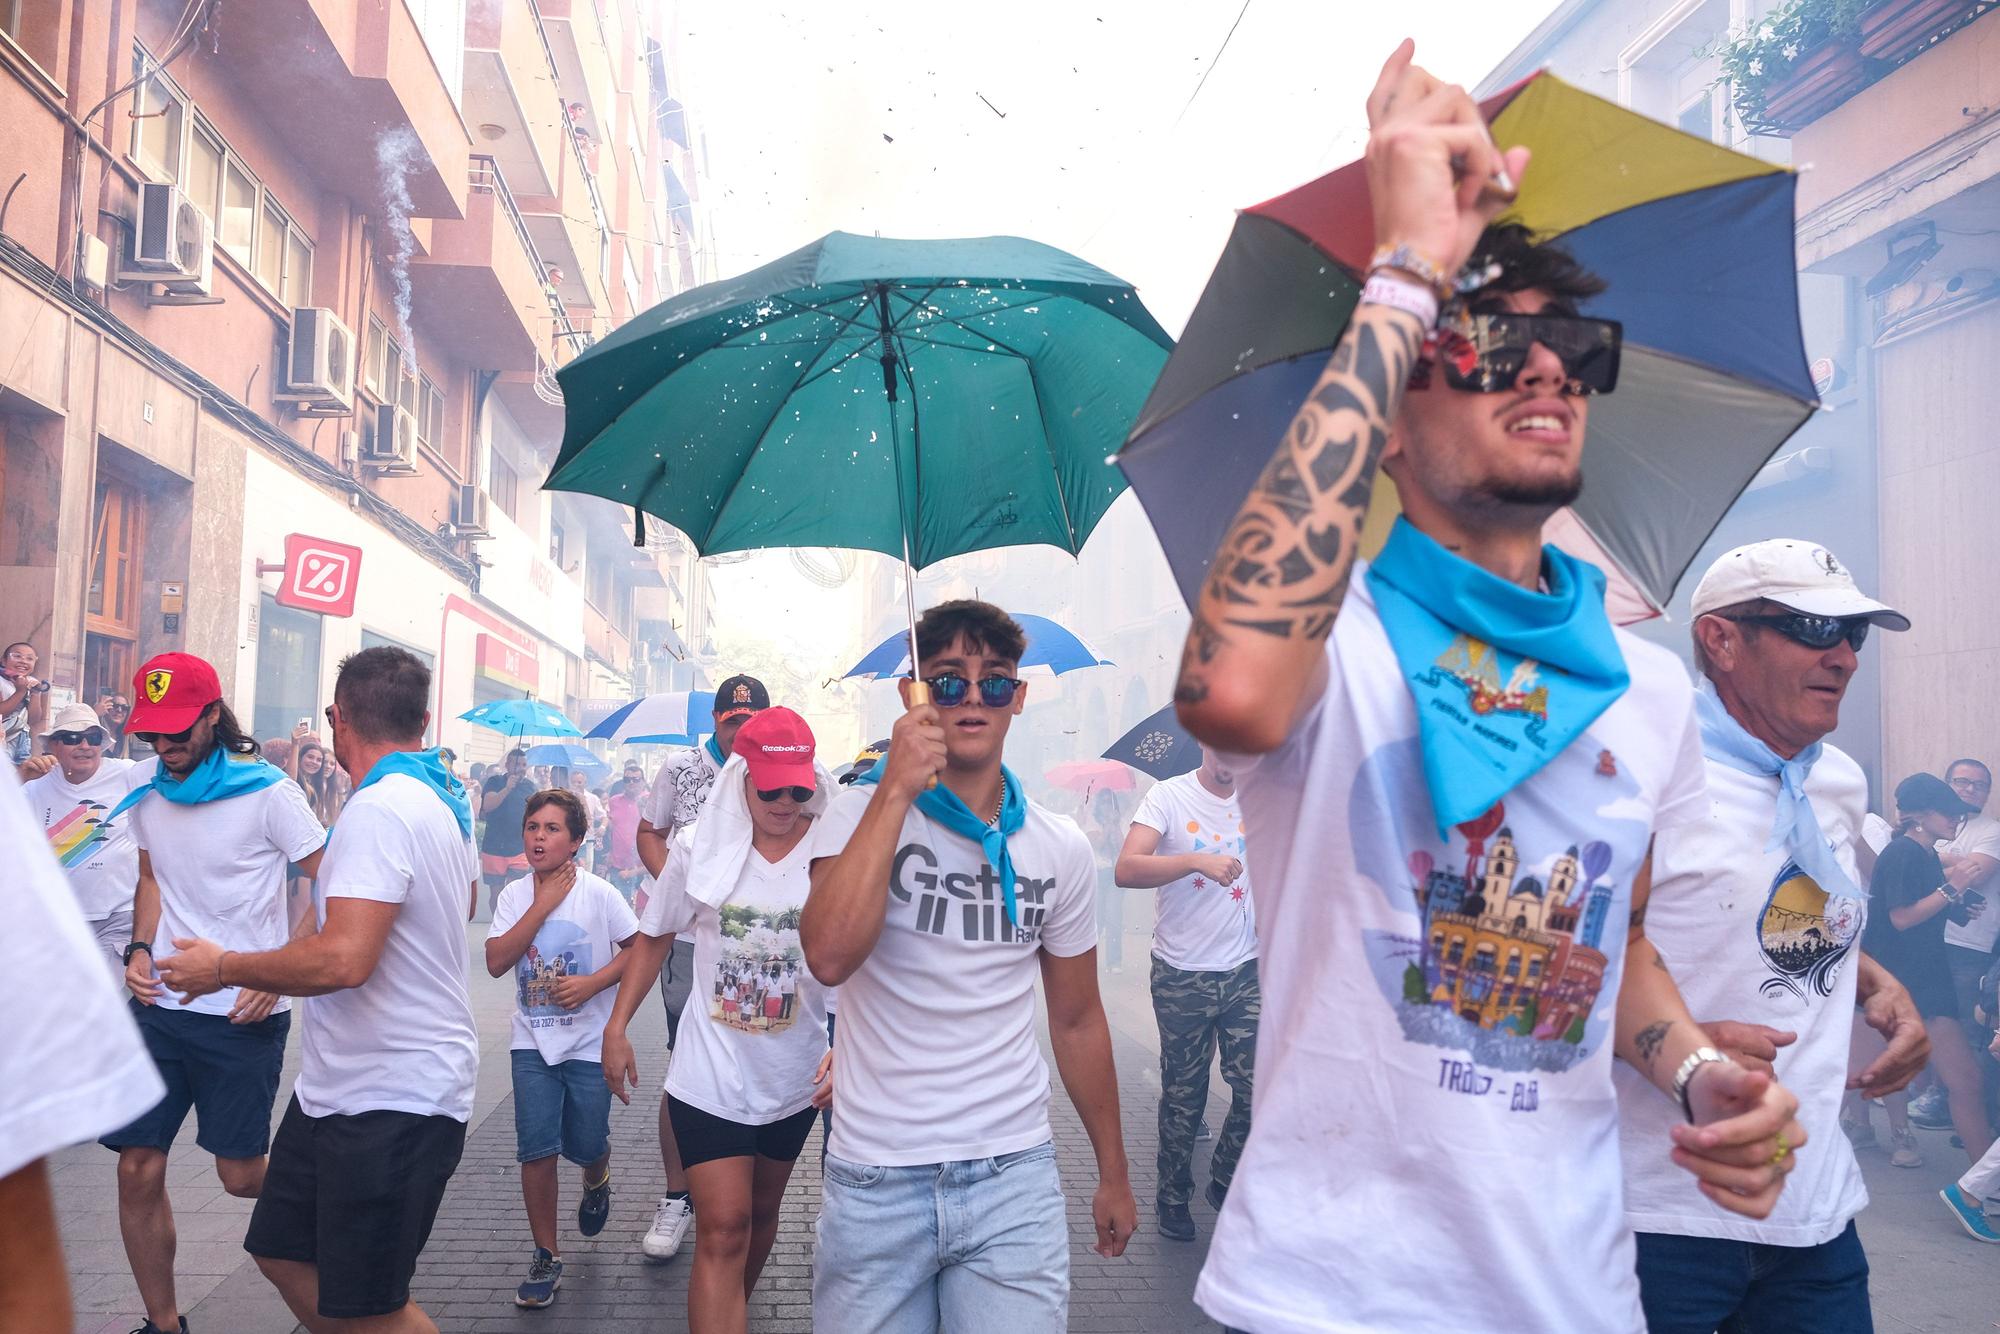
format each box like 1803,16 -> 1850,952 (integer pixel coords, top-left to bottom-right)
1359,271 -> 1439,329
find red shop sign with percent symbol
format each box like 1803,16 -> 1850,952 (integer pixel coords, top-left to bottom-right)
263,533 -> 364,617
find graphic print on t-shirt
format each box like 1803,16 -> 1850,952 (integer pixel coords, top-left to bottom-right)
1185,816 -> 1250,906
1756,859 -> 1863,1001
891,840 -> 1055,945
48,799 -> 114,867
709,901 -> 805,1035
1356,737 -> 1647,1076
518,919 -> 596,1029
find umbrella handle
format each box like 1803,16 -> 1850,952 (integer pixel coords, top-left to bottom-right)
908,678 -> 939,791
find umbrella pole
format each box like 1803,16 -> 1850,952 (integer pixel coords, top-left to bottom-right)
877,283 -> 929,713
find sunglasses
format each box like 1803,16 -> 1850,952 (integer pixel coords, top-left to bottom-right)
101,701 -> 129,713
923,674 -> 1025,709
136,721 -> 199,745
50,728 -> 108,746
1416,310 -> 1623,397
754,785 -> 815,803
1725,612 -> 1871,652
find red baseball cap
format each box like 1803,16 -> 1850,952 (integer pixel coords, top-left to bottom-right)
732,706 -> 816,791
127,652 -> 222,736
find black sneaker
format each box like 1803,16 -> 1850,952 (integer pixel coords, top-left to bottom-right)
578,1168 -> 612,1237
515,1247 -> 563,1308
1157,1200 -> 1196,1242
1206,1178 -> 1229,1211
130,1321 -> 188,1334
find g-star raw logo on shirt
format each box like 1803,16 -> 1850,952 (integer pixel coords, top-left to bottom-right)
891,842 -> 1052,944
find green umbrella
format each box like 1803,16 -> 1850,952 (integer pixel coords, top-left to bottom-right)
542,231 -> 1172,663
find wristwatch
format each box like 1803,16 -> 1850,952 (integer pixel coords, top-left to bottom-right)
1671,1046 -> 1730,1123
122,941 -> 152,966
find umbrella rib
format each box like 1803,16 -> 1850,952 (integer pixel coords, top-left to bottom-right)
884,288 -> 1043,361
1021,358 -> 1081,551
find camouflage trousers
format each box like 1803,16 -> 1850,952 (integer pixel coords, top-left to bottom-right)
1150,954 -> 1259,1208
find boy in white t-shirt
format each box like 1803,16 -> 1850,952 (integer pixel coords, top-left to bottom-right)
487,788 -> 640,1309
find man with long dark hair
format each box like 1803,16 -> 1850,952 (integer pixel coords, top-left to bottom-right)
99,653 -> 328,1334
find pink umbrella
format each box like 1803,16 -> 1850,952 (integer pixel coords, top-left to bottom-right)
1046,760 -> 1136,795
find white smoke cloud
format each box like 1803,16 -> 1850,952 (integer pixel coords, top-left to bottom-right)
374,125 -> 424,383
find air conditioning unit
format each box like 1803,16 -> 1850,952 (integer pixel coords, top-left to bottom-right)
120,182 -> 212,293
280,308 -> 355,408
363,402 -> 418,472
452,483 -> 492,539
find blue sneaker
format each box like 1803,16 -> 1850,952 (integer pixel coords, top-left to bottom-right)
1939,1184 -> 2000,1243
1910,1086 -> 1951,1129
515,1247 -> 563,1307
578,1168 -> 612,1238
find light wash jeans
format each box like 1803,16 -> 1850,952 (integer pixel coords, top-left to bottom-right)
812,1141 -> 1068,1333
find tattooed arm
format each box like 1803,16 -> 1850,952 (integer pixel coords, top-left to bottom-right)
1616,849 -> 1807,1219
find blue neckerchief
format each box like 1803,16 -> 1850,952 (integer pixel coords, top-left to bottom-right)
355,748 -> 473,841
856,759 -> 1028,926
107,745 -> 285,824
1695,688 -> 1862,900
1365,518 -> 1631,837
704,736 -> 726,767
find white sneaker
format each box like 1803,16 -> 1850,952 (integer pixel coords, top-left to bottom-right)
642,1195 -> 693,1260
1890,1129 -> 1924,1169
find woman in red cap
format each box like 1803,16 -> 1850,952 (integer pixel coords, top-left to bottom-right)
601,706 -> 835,1334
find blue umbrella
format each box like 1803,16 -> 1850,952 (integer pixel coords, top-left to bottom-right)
843,613 -> 1112,680
523,742 -> 609,780
458,698 -> 584,740
1102,703 -> 1201,780
586,690 -> 716,746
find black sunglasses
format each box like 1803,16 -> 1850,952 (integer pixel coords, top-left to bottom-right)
924,673 -> 1025,709
1419,311 -> 1623,397
50,728 -> 108,746
754,785 -> 815,803
135,721 -> 198,745
1726,612 -> 1871,652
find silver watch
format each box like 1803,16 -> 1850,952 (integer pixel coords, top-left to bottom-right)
1671,1046 -> 1730,1123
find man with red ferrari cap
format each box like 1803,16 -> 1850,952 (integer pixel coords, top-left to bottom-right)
98,652 -> 327,1334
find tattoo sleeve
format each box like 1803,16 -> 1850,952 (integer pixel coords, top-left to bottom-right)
1175,304 -> 1423,709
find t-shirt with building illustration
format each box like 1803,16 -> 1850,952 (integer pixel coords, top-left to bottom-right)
1131,771 -> 1257,972
806,783 -> 1098,1167
490,869 -> 640,1066
641,826 -> 828,1124
1618,745 -> 1868,1247
1196,566 -> 1708,1334
23,757 -> 151,919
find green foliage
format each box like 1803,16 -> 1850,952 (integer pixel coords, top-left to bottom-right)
1716,0 -> 1877,129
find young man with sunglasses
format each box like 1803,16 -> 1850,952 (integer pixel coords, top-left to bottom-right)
98,653 -> 328,1334
1171,45 -> 1806,1333
1619,540 -> 1927,1331
802,599 -> 1135,1333
21,703 -> 153,982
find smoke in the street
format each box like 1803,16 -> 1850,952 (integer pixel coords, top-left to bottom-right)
374,126 -> 424,382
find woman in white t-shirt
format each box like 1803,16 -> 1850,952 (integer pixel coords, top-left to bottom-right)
615,707 -> 834,1334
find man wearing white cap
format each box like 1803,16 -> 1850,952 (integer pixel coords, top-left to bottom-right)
1618,539 -> 1931,1332
21,703 -> 153,982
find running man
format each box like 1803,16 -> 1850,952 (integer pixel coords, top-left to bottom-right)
1172,45 -> 1806,1332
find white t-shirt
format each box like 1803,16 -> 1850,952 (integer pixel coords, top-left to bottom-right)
24,758 -> 152,919
1196,570 -> 1708,1334
1619,748 -> 1869,1246
1943,813 -> 2000,954
293,773 -> 480,1121
807,784 -> 1097,1166
642,827 -> 829,1123
127,773 -> 327,1017
0,765 -> 165,1180
1131,772 -> 1257,972
490,870 -> 639,1065
647,745 -> 722,835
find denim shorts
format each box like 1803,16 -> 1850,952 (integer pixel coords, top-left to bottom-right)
510,1049 -> 610,1165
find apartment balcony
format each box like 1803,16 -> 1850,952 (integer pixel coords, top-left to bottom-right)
215,0 -> 470,219
584,600 -> 634,675
408,157 -> 573,372
463,0 -> 564,197
534,0 -> 618,133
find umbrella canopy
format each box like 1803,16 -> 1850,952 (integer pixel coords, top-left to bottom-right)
457,698 -> 583,740
843,613 -> 1112,681
1103,704 -> 1202,781
1045,760 -> 1135,795
543,231 -> 1173,572
1116,73 -> 1816,622
586,691 -> 717,747
523,742 -> 609,781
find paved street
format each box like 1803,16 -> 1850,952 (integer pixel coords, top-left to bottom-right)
50,919 -> 2000,1332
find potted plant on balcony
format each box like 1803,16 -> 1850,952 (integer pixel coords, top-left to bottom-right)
1720,0 -> 1876,134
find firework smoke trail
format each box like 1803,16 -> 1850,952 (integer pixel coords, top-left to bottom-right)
374,126 -> 424,382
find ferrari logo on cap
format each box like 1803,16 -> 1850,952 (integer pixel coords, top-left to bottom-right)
144,669 -> 173,704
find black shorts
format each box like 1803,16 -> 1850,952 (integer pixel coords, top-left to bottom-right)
101,1000 -> 290,1159
668,1095 -> 819,1170
244,1097 -> 466,1320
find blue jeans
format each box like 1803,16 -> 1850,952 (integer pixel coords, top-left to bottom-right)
1635,1220 -> 1871,1334
510,1050 -> 610,1165
813,1142 -> 1068,1333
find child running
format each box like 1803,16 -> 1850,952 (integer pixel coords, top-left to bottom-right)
486,788 -> 640,1309
603,707 -> 835,1334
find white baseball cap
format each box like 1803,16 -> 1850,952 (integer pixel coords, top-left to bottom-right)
1689,539 -> 1909,630
38,702 -> 103,737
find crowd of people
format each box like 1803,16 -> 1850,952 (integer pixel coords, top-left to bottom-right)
6,43 -> 2000,1334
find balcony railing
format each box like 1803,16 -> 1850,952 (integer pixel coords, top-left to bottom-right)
469,152 -> 582,357
527,0 -> 612,238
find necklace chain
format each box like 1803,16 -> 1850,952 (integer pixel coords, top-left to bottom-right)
988,777 -> 1006,827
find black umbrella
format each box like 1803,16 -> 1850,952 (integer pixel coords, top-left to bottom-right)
1102,705 -> 1200,781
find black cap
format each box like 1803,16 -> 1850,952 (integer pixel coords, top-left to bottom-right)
1895,772 -> 1977,819
713,674 -> 771,721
